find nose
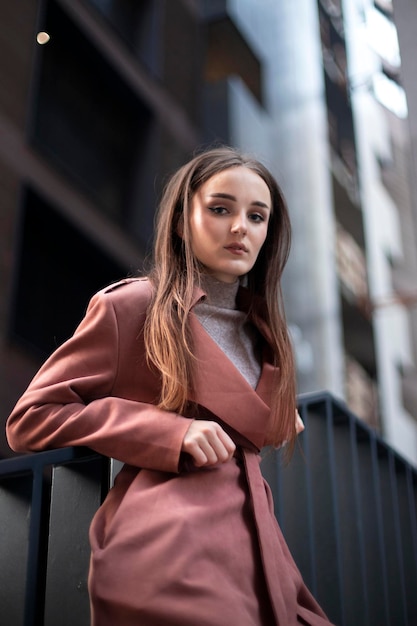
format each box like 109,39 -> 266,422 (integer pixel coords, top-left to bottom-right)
231,213 -> 247,235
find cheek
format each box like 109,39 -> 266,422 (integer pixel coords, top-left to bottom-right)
193,217 -> 219,244
189,214 -> 212,257
255,224 -> 269,251
189,207 -> 210,240
188,213 -> 201,246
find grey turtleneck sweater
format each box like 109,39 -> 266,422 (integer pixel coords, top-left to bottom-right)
193,275 -> 262,389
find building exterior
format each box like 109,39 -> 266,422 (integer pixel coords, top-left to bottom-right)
342,0 -> 417,463
1,0 -> 417,465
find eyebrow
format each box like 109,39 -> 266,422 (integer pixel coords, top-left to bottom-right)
208,192 -> 270,210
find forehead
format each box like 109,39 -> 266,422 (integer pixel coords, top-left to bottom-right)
201,165 -> 269,193
199,166 -> 270,199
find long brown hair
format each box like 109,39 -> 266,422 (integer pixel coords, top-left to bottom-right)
144,146 -> 297,448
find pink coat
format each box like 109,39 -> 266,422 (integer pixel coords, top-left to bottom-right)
6,278 -> 333,626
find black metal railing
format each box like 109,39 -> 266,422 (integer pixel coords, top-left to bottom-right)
0,447 -> 112,626
1,391 -> 416,626
262,391 -> 417,626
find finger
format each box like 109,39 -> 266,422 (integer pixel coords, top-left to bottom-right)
186,440 -> 209,467
216,428 -> 236,461
191,432 -> 228,466
196,436 -> 221,466
182,421 -> 235,466
183,435 -> 218,467
202,423 -> 235,464
182,423 -> 220,466
295,411 -> 305,434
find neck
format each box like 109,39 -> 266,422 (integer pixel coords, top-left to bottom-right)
199,274 -> 240,310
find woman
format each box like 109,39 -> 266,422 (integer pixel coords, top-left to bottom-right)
6,147 -> 333,625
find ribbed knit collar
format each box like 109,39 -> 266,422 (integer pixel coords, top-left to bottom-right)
199,274 -> 239,310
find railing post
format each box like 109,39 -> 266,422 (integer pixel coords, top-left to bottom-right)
0,448 -> 108,626
43,455 -> 109,626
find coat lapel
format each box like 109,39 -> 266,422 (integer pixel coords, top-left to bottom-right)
188,311 -> 277,451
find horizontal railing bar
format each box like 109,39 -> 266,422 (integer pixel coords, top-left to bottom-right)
298,391 -> 417,471
0,446 -> 102,478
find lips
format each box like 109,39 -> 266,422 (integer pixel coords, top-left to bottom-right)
224,243 -> 248,253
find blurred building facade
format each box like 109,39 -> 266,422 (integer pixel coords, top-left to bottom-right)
0,0 -> 204,458
203,0 -> 417,465
1,0 -> 417,464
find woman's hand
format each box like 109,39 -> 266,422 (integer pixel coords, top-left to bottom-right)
182,420 -> 236,468
278,410 -> 305,450
295,410 -> 305,435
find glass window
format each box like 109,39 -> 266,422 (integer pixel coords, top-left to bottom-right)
10,188 -> 127,358
31,1 -> 153,227
87,0 -> 160,75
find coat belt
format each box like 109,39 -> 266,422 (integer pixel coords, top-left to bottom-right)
242,448 -> 299,626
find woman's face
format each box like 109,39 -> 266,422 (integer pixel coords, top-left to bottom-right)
188,166 -> 271,283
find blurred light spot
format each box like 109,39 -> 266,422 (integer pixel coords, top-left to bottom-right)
373,73 -> 408,118
36,32 -> 50,45
365,8 -> 400,67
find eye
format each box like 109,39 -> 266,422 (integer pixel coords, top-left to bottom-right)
249,213 -> 266,223
208,206 -> 228,215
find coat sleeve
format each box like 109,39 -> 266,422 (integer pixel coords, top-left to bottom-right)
6,290 -> 193,473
